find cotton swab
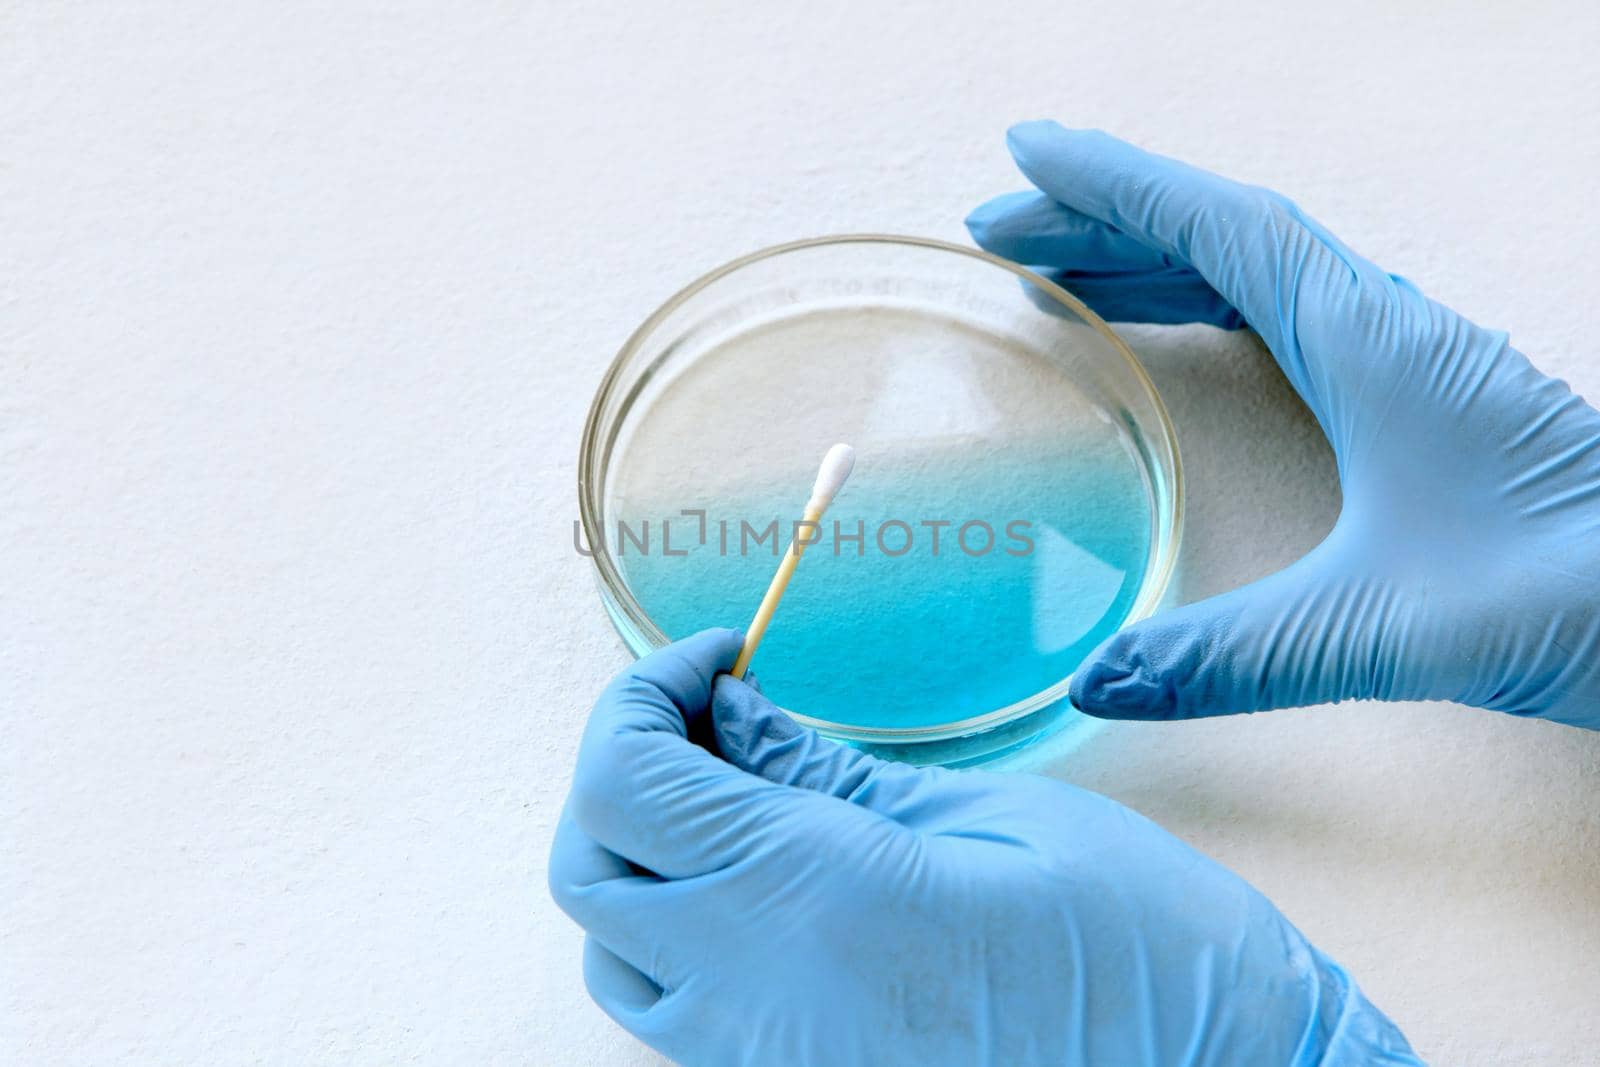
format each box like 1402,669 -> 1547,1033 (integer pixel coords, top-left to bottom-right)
730,443 -> 856,680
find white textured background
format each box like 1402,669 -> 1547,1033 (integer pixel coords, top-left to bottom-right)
6,2 -> 1600,1064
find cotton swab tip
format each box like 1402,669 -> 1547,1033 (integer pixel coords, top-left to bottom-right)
731,442 -> 857,680
807,443 -> 856,511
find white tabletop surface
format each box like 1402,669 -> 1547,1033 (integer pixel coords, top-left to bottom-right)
7,3 -> 1600,1064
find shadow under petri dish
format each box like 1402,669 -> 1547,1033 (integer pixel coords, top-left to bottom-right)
606,300 -> 1153,734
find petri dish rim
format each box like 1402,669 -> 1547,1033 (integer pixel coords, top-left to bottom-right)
578,233 -> 1184,746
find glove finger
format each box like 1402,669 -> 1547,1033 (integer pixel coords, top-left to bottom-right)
711,674 -> 957,818
1069,529 -> 1403,719
568,629 -> 814,879
548,810 -> 678,983
1031,266 -> 1246,329
966,190 -> 1174,273
585,627 -> 741,744
1003,121 -> 1405,425
582,937 -> 670,1033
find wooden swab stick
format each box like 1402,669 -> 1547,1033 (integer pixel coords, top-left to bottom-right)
731,443 -> 855,680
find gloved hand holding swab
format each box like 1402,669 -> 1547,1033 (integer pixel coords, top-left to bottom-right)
730,443 -> 855,679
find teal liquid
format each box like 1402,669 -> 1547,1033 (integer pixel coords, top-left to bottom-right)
616,439 -> 1151,732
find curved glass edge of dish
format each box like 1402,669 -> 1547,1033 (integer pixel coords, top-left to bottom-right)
578,234 -> 1185,768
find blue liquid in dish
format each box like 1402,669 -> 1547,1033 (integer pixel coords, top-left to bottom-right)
617,440 -> 1151,732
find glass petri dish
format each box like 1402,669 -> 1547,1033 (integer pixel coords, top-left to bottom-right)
578,235 -> 1182,766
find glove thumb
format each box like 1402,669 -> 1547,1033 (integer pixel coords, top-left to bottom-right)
711,675 -> 942,816
1070,534 -> 1398,720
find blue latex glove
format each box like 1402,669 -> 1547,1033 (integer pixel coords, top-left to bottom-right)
549,630 -> 1420,1066
967,122 -> 1600,726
